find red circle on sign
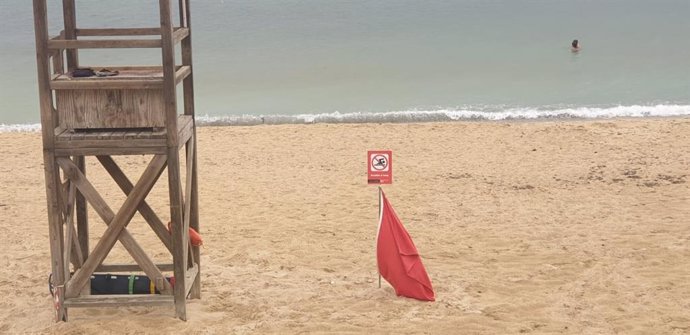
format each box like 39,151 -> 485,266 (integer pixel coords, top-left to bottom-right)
372,155 -> 388,171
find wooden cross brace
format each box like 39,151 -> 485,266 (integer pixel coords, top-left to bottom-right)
96,156 -> 173,253
56,155 -> 173,298
57,179 -> 83,281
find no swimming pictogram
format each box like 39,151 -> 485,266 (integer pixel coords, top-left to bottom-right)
372,154 -> 389,171
368,150 -> 392,184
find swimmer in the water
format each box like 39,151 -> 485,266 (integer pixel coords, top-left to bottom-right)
571,39 -> 580,52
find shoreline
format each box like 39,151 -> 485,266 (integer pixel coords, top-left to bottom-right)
2,113 -> 690,133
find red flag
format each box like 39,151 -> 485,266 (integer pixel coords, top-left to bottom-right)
377,189 -> 435,301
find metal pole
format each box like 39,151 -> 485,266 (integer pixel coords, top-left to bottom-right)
378,186 -> 382,288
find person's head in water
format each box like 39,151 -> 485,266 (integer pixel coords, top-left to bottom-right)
571,39 -> 579,50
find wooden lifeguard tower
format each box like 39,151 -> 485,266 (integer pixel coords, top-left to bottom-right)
32,0 -> 200,321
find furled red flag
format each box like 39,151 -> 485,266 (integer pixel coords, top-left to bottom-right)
376,188 -> 435,301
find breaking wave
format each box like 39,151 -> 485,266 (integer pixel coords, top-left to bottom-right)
2,104 -> 689,132
0,123 -> 42,133
197,104 -> 690,126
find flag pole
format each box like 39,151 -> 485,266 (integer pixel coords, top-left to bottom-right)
378,186 -> 382,288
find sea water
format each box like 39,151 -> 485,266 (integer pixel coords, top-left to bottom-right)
1,0 -> 689,129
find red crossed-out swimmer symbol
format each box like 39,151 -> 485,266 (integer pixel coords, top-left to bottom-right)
372,155 -> 388,171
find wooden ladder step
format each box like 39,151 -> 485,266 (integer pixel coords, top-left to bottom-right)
64,294 -> 174,308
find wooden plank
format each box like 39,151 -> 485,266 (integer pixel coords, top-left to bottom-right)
55,138 -> 165,149
51,79 -> 163,90
185,123 -> 194,268
187,239 -> 195,273
56,129 -> 167,141
179,0 -> 188,28
57,156 -> 172,297
56,89 -> 166,129
153,127 -> 167,137
62,0 -> 78,70
177,115 -> 193,147
81,132 -> 102,142
97,131 -> 114,140
110,131 -> 127,141
70,225 -> 84,268
48,38 -> 162,49
180,0 -> 201,300
75,65 -> 167,71
61,173 -> 83,269
160,0 -> 179,147
55,147 -> 168,157
180,16 -> 195,118
42,151 -> 68,321
121,132 -> 140,141
174,66 -> 191,86
72,66 -> 160,72
183,134 -> 194,232
123,129 -> 141,140
36,0 -> 66,320
63,182 -> 76,280
76,28 -> 162,36
75,156 -> 88,263
53,125 -> 68,137
160,0 -> 189,315
51,50 -> 64,75
172,28 -> 189,45
64,295 -> 174,308
184,263 -> 199,297
81,131 -> 101,140
96,263 -> 175,273
189,139 -> 201,299
183,135 -> 194,278
167,145 -> 187,319
58,180 -> 69,219
55,141 -> 168,156
97,156 -> 173,252
69,132 -> 85,141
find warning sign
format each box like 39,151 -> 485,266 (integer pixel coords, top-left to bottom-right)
368,150 -> 392,184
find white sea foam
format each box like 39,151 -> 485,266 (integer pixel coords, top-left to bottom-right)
0,123 -> 42,133
2,105 -> 689,132
196,104 -> 690,126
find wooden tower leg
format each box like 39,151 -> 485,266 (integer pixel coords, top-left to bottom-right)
34,0 -> 67,321
168,148 -> 187,320
44,152 -> 68,321
179,0 -> 201,300
160,0 -> 187,320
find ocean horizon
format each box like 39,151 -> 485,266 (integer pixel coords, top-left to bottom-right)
1,0 -> 688,129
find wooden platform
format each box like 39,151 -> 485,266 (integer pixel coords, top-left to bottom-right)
51,66 -> 191,90
54,115 -> 193,155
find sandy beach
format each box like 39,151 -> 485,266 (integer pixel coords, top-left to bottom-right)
0,118 -> 689,334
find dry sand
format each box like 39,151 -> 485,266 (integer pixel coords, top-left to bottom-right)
0,118 -> 689,334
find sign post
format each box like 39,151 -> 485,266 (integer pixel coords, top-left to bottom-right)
369,150 -> 392,288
